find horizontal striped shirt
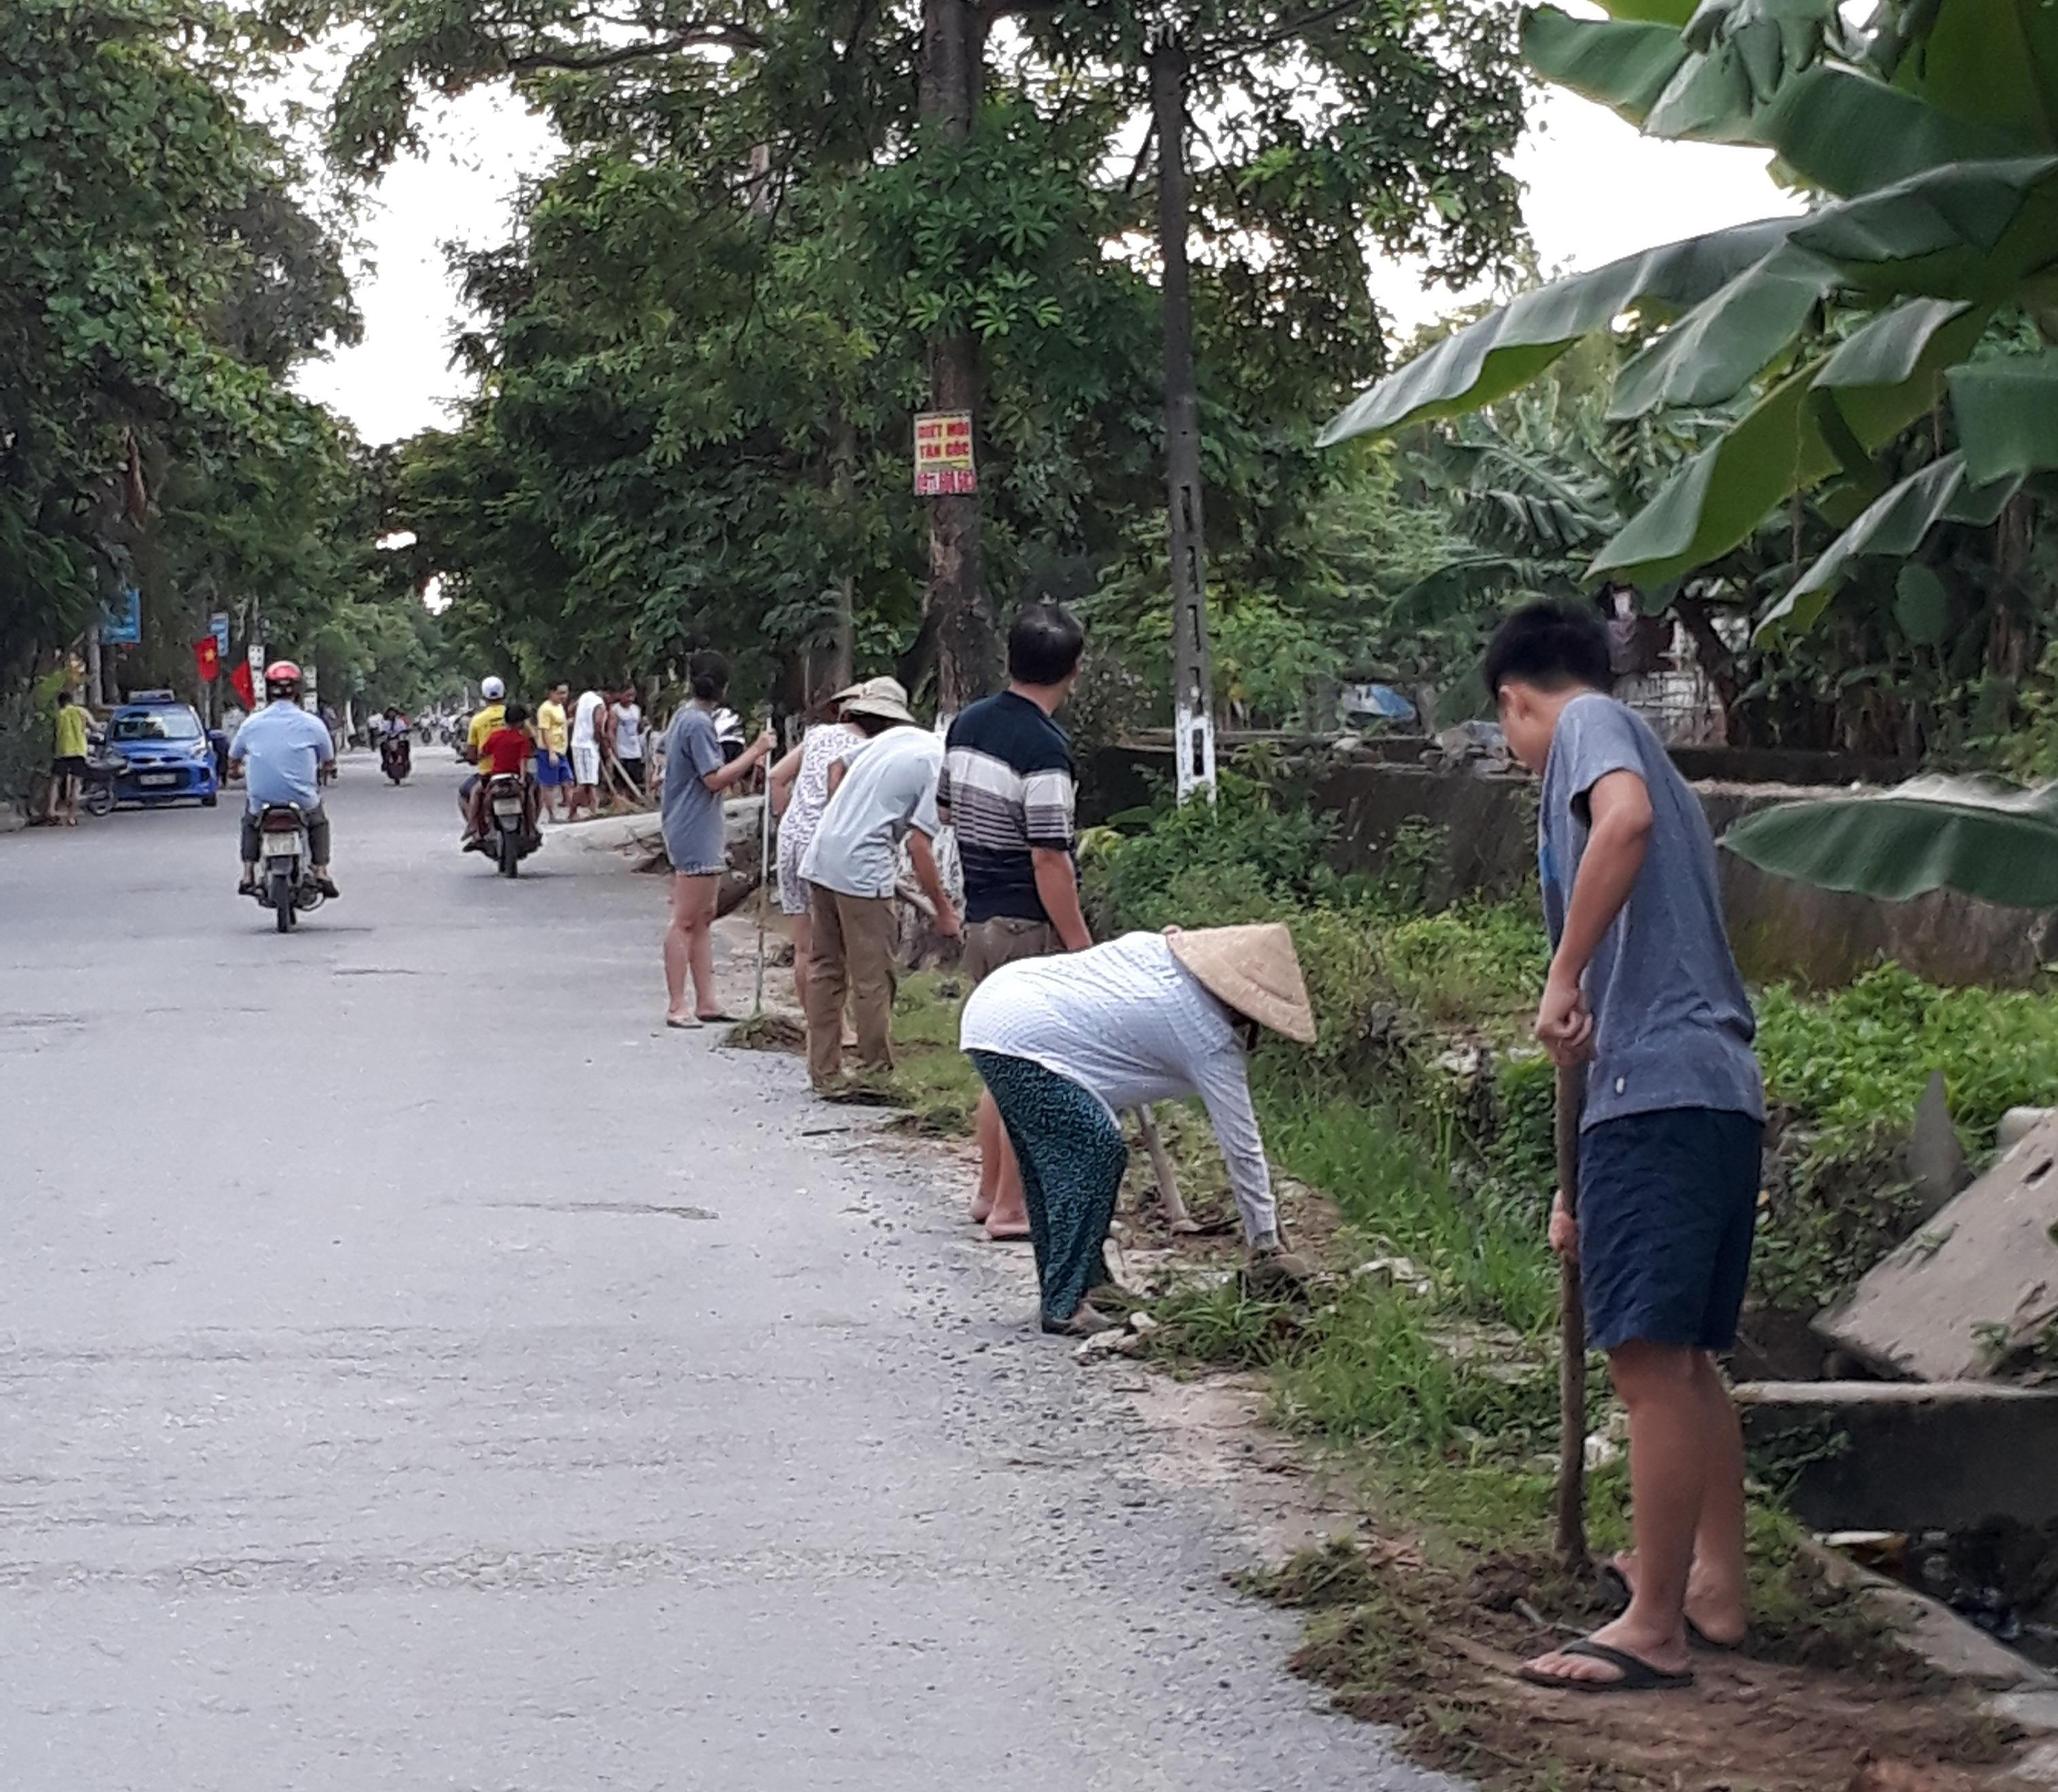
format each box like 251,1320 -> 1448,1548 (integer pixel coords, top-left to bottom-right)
938,691 -> 1077,925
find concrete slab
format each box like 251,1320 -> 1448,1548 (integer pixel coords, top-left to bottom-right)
1816,1111 -> 2058,1381
1806,1544 -> 2057,1694
1991,1691 -> 2058,1735
1737,1380 -> 2058,1531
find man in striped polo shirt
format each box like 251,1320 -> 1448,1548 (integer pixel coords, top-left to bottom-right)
939,603 -> 1093,1241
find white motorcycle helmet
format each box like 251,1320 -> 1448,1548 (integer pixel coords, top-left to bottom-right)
480,675 -> 506,702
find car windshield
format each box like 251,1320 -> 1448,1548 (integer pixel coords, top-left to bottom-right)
111,708 -> 202,743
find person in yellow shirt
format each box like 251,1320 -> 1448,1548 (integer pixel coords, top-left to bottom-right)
460,675 -> 508,842
44,691 -> 93,827
534,680 -> 572,822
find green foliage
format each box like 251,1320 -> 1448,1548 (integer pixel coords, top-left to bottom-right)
1083,774 -> 1342,933
1325,0 -> 2058,649
0,0 -> 377,711
1723,774 -> 2058,908
1758,963 -> 2058,1156
327,0 -> 1529,705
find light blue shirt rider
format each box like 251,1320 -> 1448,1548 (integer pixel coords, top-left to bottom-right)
230,700 -> 335,813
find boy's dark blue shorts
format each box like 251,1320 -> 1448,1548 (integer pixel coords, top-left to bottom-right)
1577,1107 -> 1763,1354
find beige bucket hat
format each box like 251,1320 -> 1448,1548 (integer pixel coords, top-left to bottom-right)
844,675 -> 915,725
1167,924 -> 1317,1044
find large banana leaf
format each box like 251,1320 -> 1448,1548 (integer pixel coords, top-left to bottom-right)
1316,218 -> 1802,445
1721,776 -> 2058,908
1752,65 -> 2036,195
1755,451 -> 2022,636
1524,5 -> 2034,193
1588,297 -> 1989,584
1948,349 -> 2058,483
1520,11 -> 1691,126
1789,153 -> 2058,297
1913,0 -> 2058,151
1607,242 -> 1835,417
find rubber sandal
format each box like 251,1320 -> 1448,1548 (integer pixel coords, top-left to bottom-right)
1040,1304 -> 1122,1339
1518,1637 -> 1694,1694
666,1017 -> 702,1030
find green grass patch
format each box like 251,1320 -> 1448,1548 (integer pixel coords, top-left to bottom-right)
886,971 -> 985,1135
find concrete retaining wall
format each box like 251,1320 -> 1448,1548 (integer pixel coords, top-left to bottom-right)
1091,744 -> 2054,991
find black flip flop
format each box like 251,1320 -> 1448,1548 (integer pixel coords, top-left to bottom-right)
1518,1637 -> 1694,1694
1598,1562 -> 1746,1654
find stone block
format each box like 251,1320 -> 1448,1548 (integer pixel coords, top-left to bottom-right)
1737,1381 -> 2058,1532
1816,1112 -> 2058,1381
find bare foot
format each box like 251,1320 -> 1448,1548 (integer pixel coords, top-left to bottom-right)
970,1191 -> 996,1225
984,1212 -> 1032,1241
1609,1550 -> 1747,1650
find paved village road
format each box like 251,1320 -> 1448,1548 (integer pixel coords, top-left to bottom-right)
0,754 -> 1446,1792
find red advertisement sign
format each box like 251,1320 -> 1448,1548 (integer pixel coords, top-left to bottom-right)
914,411 -> 976,496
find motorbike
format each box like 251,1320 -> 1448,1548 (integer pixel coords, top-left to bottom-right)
481,773 -> 538,878
380,733 -> 412,784
81,749 -> 123,818
249,803 -> 325,932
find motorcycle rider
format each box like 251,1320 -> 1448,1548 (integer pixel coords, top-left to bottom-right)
459,675 -> 508,842
379,705 -> 412,779
229,660 -> 339,898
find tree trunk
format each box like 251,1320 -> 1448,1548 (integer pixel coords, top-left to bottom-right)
1150,39 -> 1216,803
1674,595 -> 1741,746
918,0 -> 998,715
829,416 -> 857,698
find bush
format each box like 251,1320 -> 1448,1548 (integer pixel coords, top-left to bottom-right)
1084,773 -> 1344,933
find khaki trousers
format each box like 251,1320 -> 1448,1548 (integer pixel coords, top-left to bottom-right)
805,882 -> 898,1085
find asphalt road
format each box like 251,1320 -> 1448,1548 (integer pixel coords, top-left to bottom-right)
0,754 -> 1446,1791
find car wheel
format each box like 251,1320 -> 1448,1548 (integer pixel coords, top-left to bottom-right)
201,794 -> 219,808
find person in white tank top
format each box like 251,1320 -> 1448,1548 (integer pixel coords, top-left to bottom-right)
610,684 -> 646,795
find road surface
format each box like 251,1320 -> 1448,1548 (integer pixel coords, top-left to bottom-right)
0,755 -> 1444,1791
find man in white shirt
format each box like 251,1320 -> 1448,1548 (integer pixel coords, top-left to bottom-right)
800,689 -> 959,1089
610,682 -> 646,797
569,686 -> 606,821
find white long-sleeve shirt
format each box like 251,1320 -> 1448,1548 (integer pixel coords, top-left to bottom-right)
959,931 -> 1279,1244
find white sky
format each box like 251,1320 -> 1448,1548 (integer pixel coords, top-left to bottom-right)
292,85 -> 1801,446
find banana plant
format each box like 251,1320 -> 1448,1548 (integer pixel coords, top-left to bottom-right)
1320,0 -> 2058,639
1721,775 -> 2058,908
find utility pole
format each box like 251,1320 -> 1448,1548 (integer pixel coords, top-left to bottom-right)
1151,37 -> 1216,803
918,0 -> 998,715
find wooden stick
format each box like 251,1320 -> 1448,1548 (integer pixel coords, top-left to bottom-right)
1134,1106 -> 1193,1229
753,777 -> 773,1016
1554,1060 -> 1591,1572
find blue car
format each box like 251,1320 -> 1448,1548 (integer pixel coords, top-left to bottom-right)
106,693 -> 221,808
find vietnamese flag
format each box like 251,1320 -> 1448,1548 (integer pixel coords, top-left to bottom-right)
193,636 -> 221,682
228,658 -> 256,708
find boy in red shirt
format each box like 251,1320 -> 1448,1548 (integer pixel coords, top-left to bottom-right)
466,700 -> 539,845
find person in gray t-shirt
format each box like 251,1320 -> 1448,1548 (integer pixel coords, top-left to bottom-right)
1486,601 -> 1760,1699
659,651 -> 774,1028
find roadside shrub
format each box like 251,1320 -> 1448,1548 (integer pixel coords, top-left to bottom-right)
1758,962 -> 2058,1155
1085,774 -> 1342,933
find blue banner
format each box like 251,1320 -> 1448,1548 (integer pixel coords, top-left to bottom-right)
101,586 -> 142,646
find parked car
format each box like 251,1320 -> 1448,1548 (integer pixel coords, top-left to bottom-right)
105,692 -> 220,808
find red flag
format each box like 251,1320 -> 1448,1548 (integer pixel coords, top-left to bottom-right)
228,658 -> 256,708
193,637 -> 221,682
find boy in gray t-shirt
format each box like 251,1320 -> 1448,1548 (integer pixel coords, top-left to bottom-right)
1486,601 -> 1761,1698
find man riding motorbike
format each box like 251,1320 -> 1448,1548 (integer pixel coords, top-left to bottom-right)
378,705 -> 412,781
458,675 -> 508,842
229,660 -> 340,898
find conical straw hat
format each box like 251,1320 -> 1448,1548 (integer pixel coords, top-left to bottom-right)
1167,924 -> 1316,1044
